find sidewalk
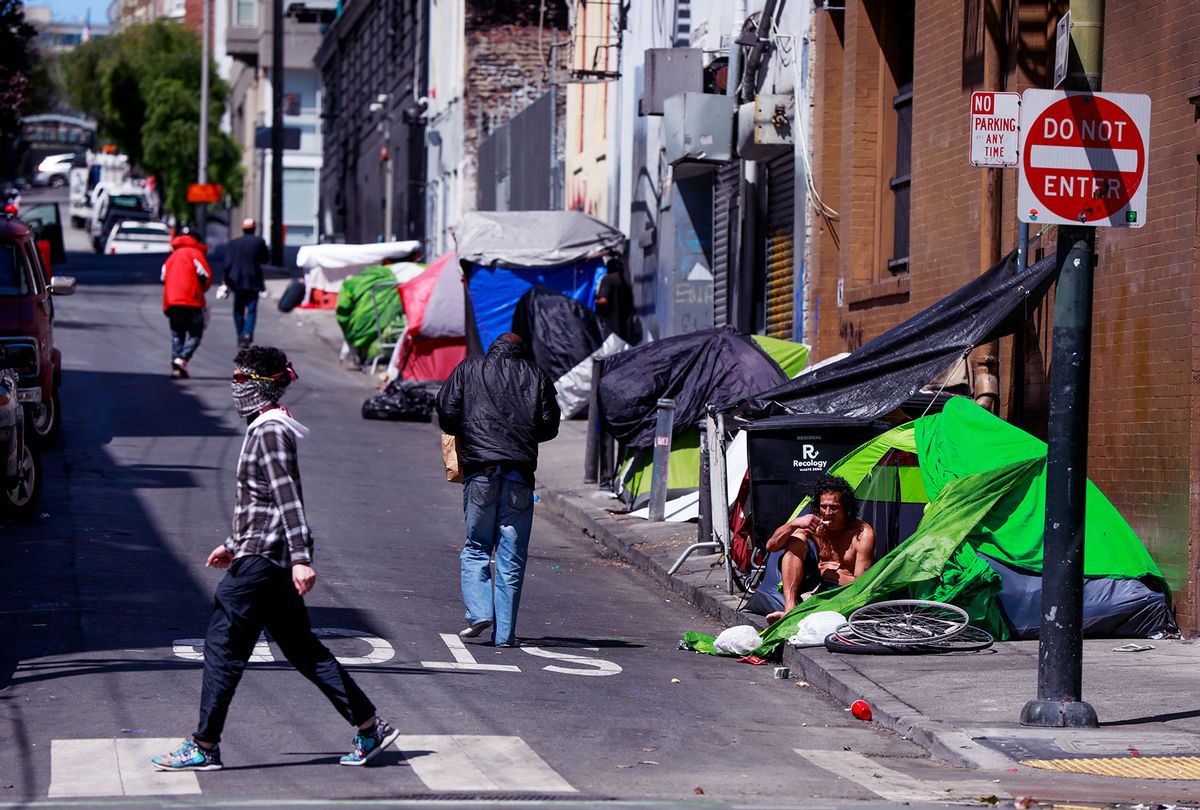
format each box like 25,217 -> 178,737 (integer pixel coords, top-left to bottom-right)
282,300 -> 1200,776
533,422 -> 1200,775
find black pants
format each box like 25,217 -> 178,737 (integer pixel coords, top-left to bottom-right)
194,556 -> 376,744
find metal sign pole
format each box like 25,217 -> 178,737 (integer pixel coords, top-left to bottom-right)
1020,0 -> 1103,729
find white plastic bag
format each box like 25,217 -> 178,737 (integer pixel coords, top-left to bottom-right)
787,611 -> 847,647
713,625 -> 762,656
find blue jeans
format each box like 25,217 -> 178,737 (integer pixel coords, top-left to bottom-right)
232,290 -> 259,343
166,306 -> 204,360
461,468 -> 535,646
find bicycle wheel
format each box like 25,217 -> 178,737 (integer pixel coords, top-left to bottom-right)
823,626 -> 903,655
848,599 -> 969,644
921,624 -> 994,653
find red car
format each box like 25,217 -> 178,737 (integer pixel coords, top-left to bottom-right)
0,210 -> 75,445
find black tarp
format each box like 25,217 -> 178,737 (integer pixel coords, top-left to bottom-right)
599,327 -> 786,449
983,555 -> 1178,639
512,285 -> 603,381
738,250 -> 1057,419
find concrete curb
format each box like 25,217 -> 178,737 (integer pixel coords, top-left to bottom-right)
540,487 -> 1006,771
781,646 -> 1009,769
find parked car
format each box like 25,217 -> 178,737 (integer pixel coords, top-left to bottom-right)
34,153 -> 77,188
0,211 -> 75,447
103,220 -> 172,255
0,368 -> 39,520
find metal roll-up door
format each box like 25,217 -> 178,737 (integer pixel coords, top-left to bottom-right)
712,161 -> 740,328
764,152 -> 795,339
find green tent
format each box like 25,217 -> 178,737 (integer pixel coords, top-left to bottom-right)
685,397 -> 1167,656
336,264 -> 407,358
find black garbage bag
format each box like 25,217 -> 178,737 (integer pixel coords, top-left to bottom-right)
362,380 -> 441,422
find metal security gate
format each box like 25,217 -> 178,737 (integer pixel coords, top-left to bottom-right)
711,161 -> 740,328
763,153 -> 795,339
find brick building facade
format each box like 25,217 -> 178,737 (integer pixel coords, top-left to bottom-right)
809,0 -> 1200,631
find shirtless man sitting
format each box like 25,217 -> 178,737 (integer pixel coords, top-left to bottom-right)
763,474 -> 875,624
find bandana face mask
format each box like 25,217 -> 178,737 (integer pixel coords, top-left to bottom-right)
231,372 -> 282,418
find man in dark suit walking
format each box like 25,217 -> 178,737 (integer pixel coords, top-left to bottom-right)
220,218 -> 270,348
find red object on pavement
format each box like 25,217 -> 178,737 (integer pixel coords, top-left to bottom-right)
851,700 -> 872,721
737,655 -> 768,666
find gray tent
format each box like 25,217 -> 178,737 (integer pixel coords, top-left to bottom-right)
455,211 -> 626,269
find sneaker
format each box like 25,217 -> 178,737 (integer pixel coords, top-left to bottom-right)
172,357 -> 189,379
238,335 -> 252,349
458,620 -> 493,639
340,718 -> 399,766
150,739 -> 222,772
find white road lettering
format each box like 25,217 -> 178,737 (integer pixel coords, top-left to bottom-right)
171,634 -> 273,662
420,633 -> 521,672
520,646 -> 622,676
311,627 -> 394,664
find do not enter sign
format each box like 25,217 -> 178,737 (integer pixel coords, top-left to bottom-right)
1017,89 -> 1151,228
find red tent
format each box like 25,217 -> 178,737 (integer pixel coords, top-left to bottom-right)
393,253 -> 467,381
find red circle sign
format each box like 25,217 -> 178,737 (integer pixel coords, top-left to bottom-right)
1022,95 -> 1145,224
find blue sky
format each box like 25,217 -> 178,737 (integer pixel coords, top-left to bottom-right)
32,0 -> 96,24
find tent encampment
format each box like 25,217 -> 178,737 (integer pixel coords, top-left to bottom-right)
690,397 -> 1175,656
455,211 -> 625,352
391,252 -> 467,382
296,241 -> 422,303
604,330 -> 808,515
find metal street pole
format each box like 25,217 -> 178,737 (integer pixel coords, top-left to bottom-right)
196,0 -> 210,238
1019,0 -> 1104,729
270,0 -> 284,267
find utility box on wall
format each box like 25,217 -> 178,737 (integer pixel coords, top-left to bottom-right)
664,92 -> 734,165
737,94 -> 795,160
640,48 -> 704,116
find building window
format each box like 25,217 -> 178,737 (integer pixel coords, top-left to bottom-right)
235,0 -> 256,27
874,0 -> 914,275
283,167 -> 317,246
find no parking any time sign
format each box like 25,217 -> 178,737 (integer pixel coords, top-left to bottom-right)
1017,89 -> 1151,228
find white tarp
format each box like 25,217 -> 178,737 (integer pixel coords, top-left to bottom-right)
554,333 -> 630,419
455,211 -> 626,268
296,241 -> 421,279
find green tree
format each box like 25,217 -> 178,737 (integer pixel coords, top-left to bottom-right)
143,77 -> 242,219
0,0 -> 45,138
59,19 -> 241,217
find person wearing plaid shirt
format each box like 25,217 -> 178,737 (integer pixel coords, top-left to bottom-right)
152,346 -> 399,773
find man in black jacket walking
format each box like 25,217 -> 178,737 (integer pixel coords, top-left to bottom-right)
435,333 -> 561,647
219,218 -> 269,348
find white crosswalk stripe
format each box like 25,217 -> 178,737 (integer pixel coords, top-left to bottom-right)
48,738 -> 200,798
48,735 -> 574,797
794,749 -> 1007,804
396,735 -> 576,792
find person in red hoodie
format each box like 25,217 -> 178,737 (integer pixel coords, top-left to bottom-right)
161,226 -> 213,378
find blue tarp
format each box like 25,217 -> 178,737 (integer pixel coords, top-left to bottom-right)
465,258 -> 606,350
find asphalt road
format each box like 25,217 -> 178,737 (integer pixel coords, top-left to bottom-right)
0,199 -> 983,808
6,190 -> 1197,809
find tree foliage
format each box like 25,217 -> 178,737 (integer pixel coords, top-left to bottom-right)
60,20 -> 242,218
0,0 -> 47,139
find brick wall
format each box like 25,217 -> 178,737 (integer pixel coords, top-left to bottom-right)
1088,1 -> 1200,629
462,1 -> 568,212
810,0 -> 1200,630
